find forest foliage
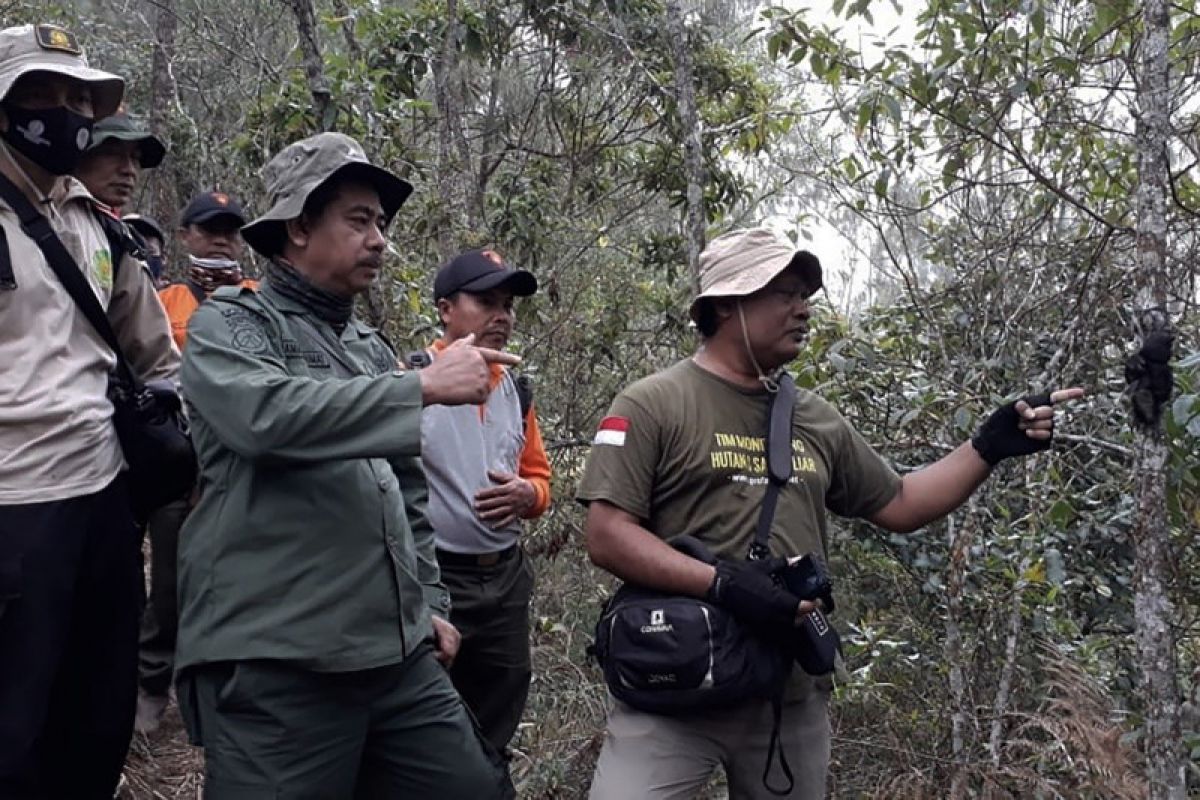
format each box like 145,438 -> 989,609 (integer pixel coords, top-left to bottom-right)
7,0 -> 1198,796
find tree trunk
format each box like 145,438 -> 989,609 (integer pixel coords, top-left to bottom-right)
283,0 -> 334,131
431,0 -> 473,262
330,0 -> 362,57
665,0 -> 705,293
944,499 -> 978,798
988,552 -> 1031,767
1131,0 -> 1184,797
146,0 -> 179,271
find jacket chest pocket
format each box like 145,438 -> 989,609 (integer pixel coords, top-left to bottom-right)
280,336 -> 333,376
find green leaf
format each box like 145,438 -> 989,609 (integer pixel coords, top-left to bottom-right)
1172,394 -> 1198,425
881,94 -> 902,123
856,101 -> 873,134
942,154 -> 964,190
1031,5 -> 1046,38
874,169 -> 891,197
810,52 -> 827,78
1048,499 -> 1075,528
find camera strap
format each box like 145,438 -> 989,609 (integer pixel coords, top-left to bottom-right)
0,172 -> 138,390
744,371 -> 798,796
749,371 -> 796,562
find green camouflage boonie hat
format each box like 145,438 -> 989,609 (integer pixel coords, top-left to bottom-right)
0,24 -> 124,120
87,111 -> 166,168
688,227 -> 823,322
241,132 -> 413,258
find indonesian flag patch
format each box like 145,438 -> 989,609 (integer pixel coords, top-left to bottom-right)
593,416 -> 629,446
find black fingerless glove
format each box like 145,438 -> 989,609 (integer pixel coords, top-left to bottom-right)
705,558 -> 799,639
971,392 -> 1053,466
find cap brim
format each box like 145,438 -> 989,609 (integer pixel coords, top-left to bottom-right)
688,250 -> 822,322
241,160 -> 414,258
186,208 -> 246,227
459,269 -> 538,297
0,58 -> 124,120
89,131 -> 166,168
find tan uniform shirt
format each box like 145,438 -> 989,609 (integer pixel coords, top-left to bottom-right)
0,177 -> 180,504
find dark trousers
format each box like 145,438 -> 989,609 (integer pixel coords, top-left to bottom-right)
139,498 -> 188,696
440,546 -> 535,752
177,646 -> 514,799
0,477 -> 142,800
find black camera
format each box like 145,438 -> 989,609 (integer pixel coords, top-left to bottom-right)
781,553 -> 835,614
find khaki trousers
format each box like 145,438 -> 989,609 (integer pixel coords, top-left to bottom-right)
589,685 -> 831,800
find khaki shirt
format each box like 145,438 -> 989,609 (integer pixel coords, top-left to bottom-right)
0,177 -> 180,504
175,280 -> 448,673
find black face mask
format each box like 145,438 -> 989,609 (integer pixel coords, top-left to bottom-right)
145,254 -> 165,280
0,103 -> 93,176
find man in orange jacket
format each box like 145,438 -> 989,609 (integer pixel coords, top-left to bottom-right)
416,249 -> 551,754
158,190 -> 256,350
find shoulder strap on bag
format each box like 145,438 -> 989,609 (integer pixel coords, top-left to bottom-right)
513,371 -> 533,432
749,372 -> 799,797
94,208 -> 145,283
0,223 -> 14,290
749,372 -> 797,561
0,172 -> 137,388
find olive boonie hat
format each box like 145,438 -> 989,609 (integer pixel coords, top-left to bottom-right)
688,227 -> 823,322
87,111 -> 166,168
241,132 -> 413,258
434,249 -> 537,302
0,25 -> 124,120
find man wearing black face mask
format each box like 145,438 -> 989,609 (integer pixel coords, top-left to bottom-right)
0,23 -> 180,800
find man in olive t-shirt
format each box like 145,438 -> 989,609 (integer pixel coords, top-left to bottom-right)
577,227 -> 1084,800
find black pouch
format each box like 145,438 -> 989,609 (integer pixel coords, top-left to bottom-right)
794,608 -> 840,676
592,579 -> 791,715
108,377 -> 197,523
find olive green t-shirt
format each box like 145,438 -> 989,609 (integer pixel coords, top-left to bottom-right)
577,359 -> 901,560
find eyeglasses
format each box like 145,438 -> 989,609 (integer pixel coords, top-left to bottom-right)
762,285 -> 812,303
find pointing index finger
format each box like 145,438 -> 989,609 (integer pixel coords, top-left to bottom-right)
478,347 -> 521,366
1049,387 -> 1086,405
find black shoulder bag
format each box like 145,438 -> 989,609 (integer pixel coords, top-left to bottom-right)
0,174 -> 196,522
590,374 -> 801,795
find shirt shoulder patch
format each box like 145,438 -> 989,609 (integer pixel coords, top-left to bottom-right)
594,415 -> 629,447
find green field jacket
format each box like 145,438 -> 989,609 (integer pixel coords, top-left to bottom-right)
175,280 -> 449,673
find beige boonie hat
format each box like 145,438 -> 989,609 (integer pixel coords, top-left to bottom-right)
688,227 -> 822,322
0,25 -> 124,120
241,132 -> 413,258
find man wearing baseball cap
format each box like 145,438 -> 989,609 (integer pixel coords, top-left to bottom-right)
158,190 -> 256,348
577,227 -> 1083,798
73,109 -> 165,215
414,249 -> 550,754
176,132 -> 516,798
0,23 -> 179,799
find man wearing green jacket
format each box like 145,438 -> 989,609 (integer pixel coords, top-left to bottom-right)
175,131 -> 516,798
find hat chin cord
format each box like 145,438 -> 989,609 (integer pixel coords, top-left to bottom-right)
737,300 -> 779,394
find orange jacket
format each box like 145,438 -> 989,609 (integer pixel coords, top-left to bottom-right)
429,338 -> 552,517
159,280 -> 259,350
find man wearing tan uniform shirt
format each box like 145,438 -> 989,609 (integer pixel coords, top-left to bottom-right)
0,24 -> 179,799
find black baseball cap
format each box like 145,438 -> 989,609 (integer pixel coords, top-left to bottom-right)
180,190 -> 247,227
434,249 -> 537,301
122,213 -> 165,243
